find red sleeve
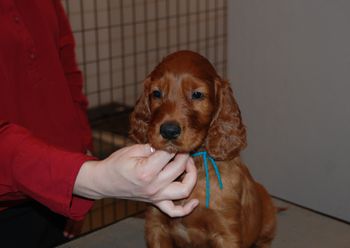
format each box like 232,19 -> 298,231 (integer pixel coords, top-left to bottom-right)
54,1 -> 93,152
0,122 -> 94,220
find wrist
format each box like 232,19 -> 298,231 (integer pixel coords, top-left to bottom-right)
73,160 -> 103,200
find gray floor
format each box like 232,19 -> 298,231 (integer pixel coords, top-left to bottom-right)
272,199 -> 350,248
58,198 -> 350,248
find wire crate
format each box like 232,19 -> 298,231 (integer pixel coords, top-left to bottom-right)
62,0 -> 227,235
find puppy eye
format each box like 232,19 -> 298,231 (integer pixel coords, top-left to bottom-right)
152,90 -> 162,99
191,91 -> 204,100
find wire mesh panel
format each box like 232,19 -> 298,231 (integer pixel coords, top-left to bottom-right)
62,0 -> 227,235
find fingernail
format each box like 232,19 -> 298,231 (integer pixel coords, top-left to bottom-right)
150,146 -> 155,153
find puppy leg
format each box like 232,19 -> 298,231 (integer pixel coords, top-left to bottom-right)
254,219 -> 275,248
146,230 -> 173,248
145,207 -> 173,248
209,219 -> 242,248
254,184 -> 276,248
211,234 -> 242,248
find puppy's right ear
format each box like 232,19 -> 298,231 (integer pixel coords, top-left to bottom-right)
129,78 -> 151,144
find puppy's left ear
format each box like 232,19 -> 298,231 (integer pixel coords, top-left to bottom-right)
206,79 -> 247,160
129,78 -> 151,144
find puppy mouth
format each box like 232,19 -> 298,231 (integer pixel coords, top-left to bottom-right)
151,139 -> 190,154
162,144 -> 180,154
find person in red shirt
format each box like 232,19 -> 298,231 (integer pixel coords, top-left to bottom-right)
0,1 -> 198,247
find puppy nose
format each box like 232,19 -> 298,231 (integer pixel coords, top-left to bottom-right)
160,122 -> 181,140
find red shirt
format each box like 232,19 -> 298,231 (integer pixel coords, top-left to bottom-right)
0,0 -> 94,220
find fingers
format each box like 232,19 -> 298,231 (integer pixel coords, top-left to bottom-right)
155,199 -> 199,218
180,157 -> 197,193
153,156 -> 197,201
63,219 -> 84,239
117,145 -> 187,182
137,149 -> 176,180
153,157 -> 197,201
106,144 -> 198,217
156,153 -> 191,187
120,144 -> 155,157
126,144 -> 175,171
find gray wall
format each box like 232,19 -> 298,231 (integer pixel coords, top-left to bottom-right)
228,0 -> 350,221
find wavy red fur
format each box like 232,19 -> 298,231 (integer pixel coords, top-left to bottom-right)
129,50 -> 277,248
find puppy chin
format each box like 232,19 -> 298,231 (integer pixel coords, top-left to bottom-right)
150,142 -> 178,153
150,140 -> 192,154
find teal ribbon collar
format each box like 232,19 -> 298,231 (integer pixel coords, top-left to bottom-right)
191,151 -> 223,208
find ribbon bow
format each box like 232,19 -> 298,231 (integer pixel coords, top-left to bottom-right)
191,151 -> 223,208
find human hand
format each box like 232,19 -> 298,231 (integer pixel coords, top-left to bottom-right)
63,218 -> 85,239
74,144 -> 199,217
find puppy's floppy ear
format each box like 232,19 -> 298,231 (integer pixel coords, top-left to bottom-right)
129,78 -> 151,143
205,79 -> 247,160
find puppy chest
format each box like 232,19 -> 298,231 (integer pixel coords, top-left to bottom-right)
191,159 -> 240,208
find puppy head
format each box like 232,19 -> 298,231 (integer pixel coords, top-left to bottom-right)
129,50 -> 246,160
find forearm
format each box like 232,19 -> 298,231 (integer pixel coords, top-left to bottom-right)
0,123 -> 94,220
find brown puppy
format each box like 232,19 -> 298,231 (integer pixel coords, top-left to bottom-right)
129,50 -> 276,248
